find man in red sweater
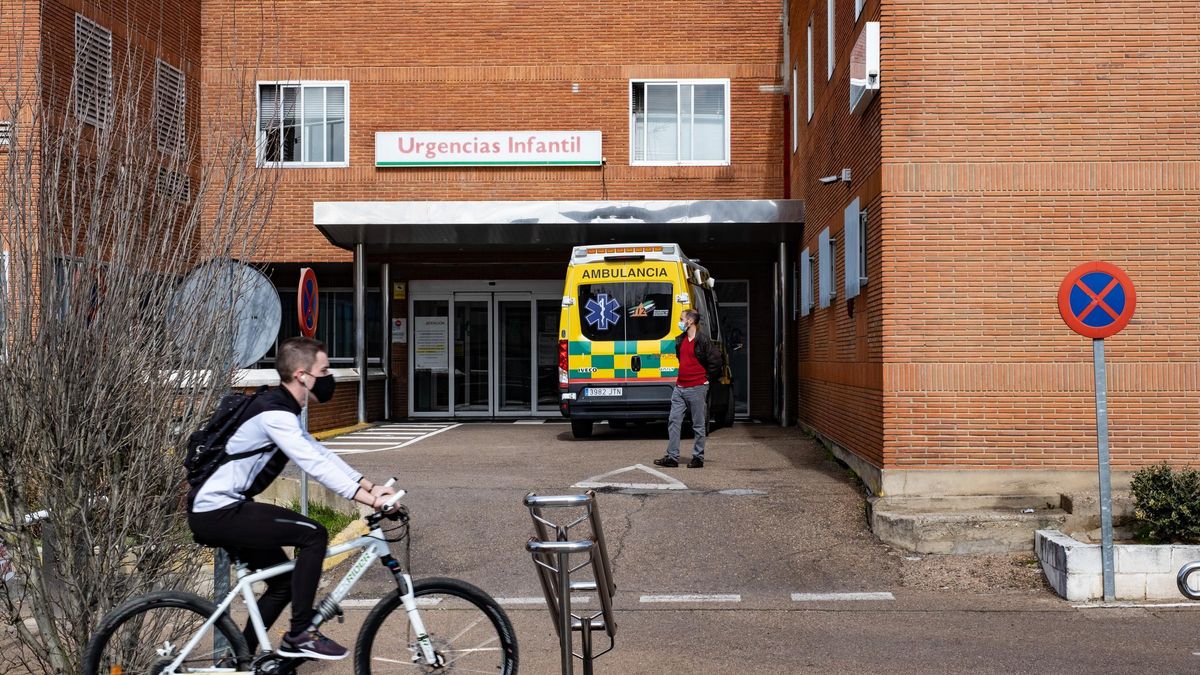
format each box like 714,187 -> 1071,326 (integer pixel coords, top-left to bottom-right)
655,309 -> 723,468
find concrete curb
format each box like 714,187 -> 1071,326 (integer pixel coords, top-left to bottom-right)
1037,529 -> 1200,601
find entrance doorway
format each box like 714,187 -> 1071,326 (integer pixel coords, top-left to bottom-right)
409,281 -> 562,417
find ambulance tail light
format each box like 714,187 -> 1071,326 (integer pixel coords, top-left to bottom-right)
558,339 -> 569,388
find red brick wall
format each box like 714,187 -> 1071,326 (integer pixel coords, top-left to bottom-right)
881,1 -> 1200,472
200,0 -> 786,263
798,0 -> 1200,479
793,0 -> 885,465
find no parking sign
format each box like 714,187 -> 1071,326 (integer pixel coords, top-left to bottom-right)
298,267 -> 319,338
1058,261 -> 1135,603
1058,262 -> 1136,339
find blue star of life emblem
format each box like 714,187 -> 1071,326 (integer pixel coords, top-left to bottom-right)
585,293 -> 621,330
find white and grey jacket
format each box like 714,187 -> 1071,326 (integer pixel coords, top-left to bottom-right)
190,386 -> 362,513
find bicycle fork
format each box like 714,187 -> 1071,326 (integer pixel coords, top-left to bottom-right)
383,557 -> 439,667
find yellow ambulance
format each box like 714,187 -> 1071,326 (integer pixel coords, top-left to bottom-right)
557,243 -> 734,438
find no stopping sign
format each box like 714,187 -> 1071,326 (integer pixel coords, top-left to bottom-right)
1057,262 -> 1135,340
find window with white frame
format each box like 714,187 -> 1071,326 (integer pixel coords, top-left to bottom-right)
856,0 -> 866,21
843,198 -> 867,299
74,14 -> 112,128
155,60 -> 186,155
818,227 -> 836,308
630,80 -> 729,164
258,82 -> 348,166
791,67 -> 798,153
0,121 -> 11,147
800,248 -> 813,317
827,0 -> 836,79
806,19 -> 814,121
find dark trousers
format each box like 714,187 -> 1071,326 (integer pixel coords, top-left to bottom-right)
189,501 -> 328,650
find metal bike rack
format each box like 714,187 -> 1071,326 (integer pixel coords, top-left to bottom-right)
525,491 -> 617,675
1178,561 -> 1200,600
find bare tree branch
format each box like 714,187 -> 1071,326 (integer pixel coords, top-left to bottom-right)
0,4 -> 279,671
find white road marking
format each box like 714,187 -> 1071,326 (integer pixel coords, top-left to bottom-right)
513,419 -> 547,424
574,463 -> 687,491
325,440 -> 421,445
341,597 -> 442,608
791,592 -> 895,602
1074,601 -> 1200,609
639,594 -> 741,603
328,423 -> 462,455
495,596 -> 591,606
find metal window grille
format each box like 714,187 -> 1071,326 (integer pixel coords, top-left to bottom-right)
155,60 -> 186,155
74,14 -> 113,128
0,121 -> 11,146
156,167 -> 191,203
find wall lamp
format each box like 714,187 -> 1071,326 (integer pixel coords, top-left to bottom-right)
818,168 -> 852,184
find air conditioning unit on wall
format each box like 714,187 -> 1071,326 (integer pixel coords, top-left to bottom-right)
850,21 -> 880,114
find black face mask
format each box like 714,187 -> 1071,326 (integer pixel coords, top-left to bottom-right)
308,373 -> 336,403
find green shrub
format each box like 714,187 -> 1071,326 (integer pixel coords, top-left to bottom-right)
286,500 -> 358,537
1130,464 -> 1200,544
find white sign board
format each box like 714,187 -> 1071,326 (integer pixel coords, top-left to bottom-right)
376,131 -> 602,167
414,316 -> 448,371
391,318 -> 407,344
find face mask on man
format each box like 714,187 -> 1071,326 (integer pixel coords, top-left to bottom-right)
678,319 -> 689,332
304,371 -> 337,403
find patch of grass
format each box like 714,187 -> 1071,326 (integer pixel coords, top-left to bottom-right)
287,500 -> 358,536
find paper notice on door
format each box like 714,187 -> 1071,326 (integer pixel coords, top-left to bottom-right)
414,316 -> 448,371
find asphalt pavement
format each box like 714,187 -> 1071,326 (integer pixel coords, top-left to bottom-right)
280,420 -> 1200,673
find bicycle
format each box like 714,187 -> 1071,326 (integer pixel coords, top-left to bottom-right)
83,482 -> 518,674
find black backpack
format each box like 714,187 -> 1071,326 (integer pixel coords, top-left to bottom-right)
184,386 -> 273,488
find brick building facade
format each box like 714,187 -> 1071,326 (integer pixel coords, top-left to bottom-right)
791,0 -> 1200,498
5,0 -> 1197,502
201,0 -> 797,427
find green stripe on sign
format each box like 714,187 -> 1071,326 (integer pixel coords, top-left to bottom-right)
377,161 -> 603,166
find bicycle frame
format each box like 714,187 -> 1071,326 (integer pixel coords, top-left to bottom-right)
165,521 -> 438,672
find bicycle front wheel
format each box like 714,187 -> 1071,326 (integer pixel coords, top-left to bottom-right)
83,590 -> 249,674
356,576 -> 518,674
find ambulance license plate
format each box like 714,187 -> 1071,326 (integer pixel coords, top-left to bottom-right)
585,387 -> 623,397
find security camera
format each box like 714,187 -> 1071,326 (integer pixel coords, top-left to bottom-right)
818,175 -> 839,184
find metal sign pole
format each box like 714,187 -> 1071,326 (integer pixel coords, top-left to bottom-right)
1093,338 -> 1115,601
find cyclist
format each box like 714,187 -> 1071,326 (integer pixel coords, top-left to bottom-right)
188,336 -> 395,661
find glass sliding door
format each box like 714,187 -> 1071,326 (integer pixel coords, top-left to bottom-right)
412,300 -> 449,413
452,294 -> 491,414
715,280 -> 750,415
409,281 -> 563,418
534,298 -> 561,413
496,295 -> 532,412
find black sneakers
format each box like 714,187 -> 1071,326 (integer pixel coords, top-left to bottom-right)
687,457 -> 704,469
278,629 -> 349,660
653,456 -> 679,468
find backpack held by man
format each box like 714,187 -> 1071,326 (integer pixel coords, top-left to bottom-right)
184,385 -> 274,489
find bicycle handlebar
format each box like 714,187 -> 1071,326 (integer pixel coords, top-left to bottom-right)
379,477 -> 405,513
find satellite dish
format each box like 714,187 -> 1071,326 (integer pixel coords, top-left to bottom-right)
171,260 -> 281,369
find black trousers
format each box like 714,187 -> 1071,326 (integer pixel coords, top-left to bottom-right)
188,500 -> 328,650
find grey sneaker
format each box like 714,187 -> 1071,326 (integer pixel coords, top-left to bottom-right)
278,629 -> 348,660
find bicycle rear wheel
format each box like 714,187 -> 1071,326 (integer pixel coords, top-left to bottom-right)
355,576 -> 518,674
83,590 -> 249,674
